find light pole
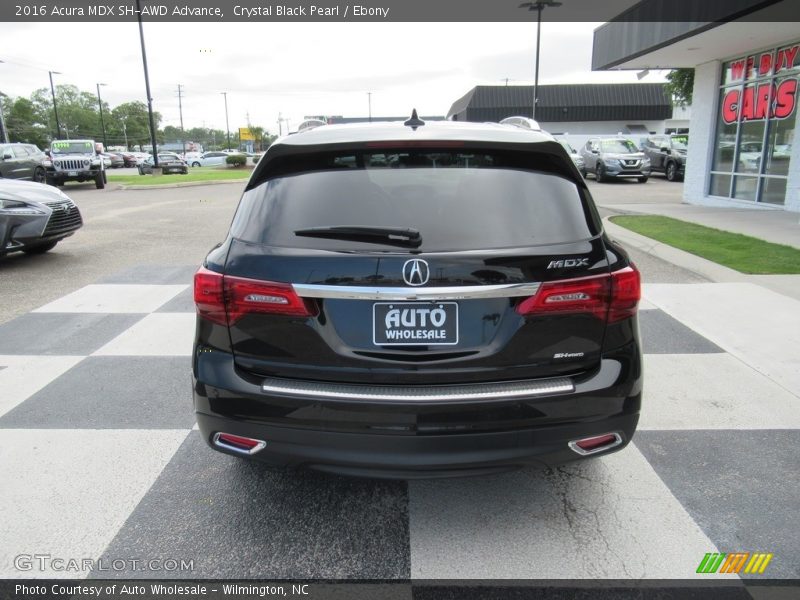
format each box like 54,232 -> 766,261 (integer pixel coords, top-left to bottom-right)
519,1 -> 562,121
0,90 -> 9,143
221,92 -> 230,150
121,120 -> 128,149
96,83 -> 108,150
135,0 -> 159,166
49,70 -> 62,139
367,92 -> 372,122
0,62 -> 7,142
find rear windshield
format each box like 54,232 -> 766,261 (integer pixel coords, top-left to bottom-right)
231,149 -> 596,252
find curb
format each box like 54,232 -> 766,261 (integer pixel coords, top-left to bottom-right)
603,217 -> 746,283
114,178 -> 249,190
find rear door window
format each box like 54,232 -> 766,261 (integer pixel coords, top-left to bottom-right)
232,149 -> 597,252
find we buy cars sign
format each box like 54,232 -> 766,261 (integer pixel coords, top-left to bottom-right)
721,42 -> 799,124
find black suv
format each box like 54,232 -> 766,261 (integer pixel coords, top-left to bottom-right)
641,134 -> 688,182
193,115 -> 643,478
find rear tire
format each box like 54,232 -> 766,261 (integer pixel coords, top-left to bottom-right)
33,167 -> 46,184
95,172 -> 105,189
666,162 -> 678,182
23,241 -> 58,255
192,162 -> 201,167
596,164 -> 606,183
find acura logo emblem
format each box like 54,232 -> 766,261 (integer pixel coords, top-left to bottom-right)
402,259 -> 429,286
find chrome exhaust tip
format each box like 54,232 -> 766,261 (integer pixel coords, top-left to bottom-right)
568,432 -> 623,456
213,432 -> 267,455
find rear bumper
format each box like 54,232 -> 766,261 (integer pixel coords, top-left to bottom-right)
605,167 -> 651,179
193,345 -> 642,478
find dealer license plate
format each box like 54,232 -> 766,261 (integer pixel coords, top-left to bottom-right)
373,302 -> 458,346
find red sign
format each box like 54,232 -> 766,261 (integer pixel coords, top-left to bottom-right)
727,43 -> 800,81
722,78 -> 798,124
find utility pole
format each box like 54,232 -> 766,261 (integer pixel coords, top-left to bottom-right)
96,83 -> 108,150
221,92 -> 230,150
135,0 -> 159,166
122,120 -> 128,149
278,112 -> 283,136
177,84 -> 185,156
49,70 -> 61,139
367,92 -> 372,122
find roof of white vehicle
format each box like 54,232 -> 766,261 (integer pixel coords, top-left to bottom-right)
276,119 -> 556,147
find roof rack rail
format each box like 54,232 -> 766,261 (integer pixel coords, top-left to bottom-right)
499,116 -> 542,131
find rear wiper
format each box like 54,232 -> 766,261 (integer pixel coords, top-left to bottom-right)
294,226 -> 422,248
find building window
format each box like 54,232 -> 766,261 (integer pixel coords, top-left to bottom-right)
709,42 -> 799,205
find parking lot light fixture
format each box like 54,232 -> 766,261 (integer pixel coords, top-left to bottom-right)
96,83 -> 108,150
49,70 -> 62,139
519,1 -> 562,121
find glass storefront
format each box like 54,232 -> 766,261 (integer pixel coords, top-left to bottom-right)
710,42 -> 799,205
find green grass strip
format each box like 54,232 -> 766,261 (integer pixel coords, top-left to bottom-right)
108,167 -> 250,186
609,215 -> 800,274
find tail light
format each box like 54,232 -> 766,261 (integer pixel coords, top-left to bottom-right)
193,267 -> 317,325
225,276 -> 317,321
515,266 -> 640,323
194,267 -> 226,325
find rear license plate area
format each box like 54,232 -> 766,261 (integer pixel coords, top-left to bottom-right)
373,302 -> 458,346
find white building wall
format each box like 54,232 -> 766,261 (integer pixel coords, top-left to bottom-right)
683,60 -> 720,207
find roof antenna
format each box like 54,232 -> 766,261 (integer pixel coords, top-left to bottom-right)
404,109 -> 425,130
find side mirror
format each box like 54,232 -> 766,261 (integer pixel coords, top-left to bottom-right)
2,152 -> 12,160
660,147 -> 670,153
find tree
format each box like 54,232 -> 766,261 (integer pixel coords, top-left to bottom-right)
108,101 -> 161,151
1,96 -> 49,147
665,68 -> 695,107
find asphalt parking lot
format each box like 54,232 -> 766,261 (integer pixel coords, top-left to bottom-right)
1,176 -> 798,583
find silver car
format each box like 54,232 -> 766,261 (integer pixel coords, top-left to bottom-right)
557,139 -> 587,178
580,137 -> 651,183
0,178 -> 83,256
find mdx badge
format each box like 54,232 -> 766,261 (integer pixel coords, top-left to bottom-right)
403,259 -> 430,286
547,258 -> 590,269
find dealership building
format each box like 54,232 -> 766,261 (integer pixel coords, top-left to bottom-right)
447,83 -> 689,150
593,1 -> 799,211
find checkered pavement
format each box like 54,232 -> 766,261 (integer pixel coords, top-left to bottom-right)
1,264 -> 798,581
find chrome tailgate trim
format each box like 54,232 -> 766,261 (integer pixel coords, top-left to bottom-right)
262,376 -> 574,402
292,282 -> 541,301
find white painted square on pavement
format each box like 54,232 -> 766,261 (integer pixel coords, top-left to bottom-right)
0,429 -> 189,578
639,354 -> 800,430
93,313 -> 196,356
0,355 -> 86,419
34,284 -> 188,314
643,283 -> 800,396
409,445 -> 728,579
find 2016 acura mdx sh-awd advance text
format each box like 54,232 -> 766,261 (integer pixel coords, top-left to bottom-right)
192,113 -> 642,478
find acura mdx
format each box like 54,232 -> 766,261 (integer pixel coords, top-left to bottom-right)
192,114 -> 643,478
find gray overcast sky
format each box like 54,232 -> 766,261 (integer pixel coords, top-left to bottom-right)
0,21 -> 666,134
